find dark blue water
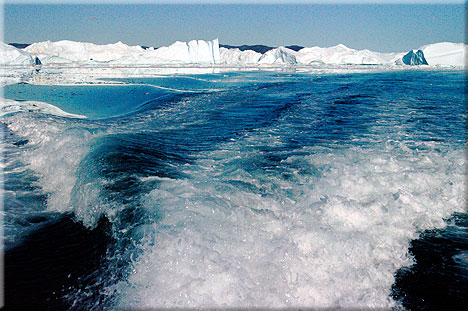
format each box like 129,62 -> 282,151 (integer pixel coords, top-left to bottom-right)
2,70 -> 466,309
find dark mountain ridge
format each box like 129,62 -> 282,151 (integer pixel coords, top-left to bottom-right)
219,44 -> 304,53
8,42 -> 304,53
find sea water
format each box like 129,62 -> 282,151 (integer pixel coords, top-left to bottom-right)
1,70 -> 466,309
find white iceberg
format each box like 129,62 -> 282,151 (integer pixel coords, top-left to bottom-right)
219,47 -> 262,65
220,44 -> 401,66
23,39 -> 220,65
113,39 -> 220,65
296,44 -> 403,65
419,42 -> 465,67
258,47 -> 298,65
24,40 -> 145,64
0,42 -> 35,66
1,39 -> 466,68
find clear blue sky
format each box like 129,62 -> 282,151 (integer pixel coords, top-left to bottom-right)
3,1 -> 465,52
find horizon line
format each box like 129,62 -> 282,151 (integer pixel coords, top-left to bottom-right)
2,0 -> 465,4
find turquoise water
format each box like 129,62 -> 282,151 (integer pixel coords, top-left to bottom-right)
2,71 -> 466,309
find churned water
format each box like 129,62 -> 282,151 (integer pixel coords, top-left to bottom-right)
2,70 -> 466,309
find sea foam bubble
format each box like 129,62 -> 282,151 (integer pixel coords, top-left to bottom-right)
113,133 -> 465,308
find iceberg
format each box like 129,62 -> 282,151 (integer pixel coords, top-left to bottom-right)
0,42 -> 35,66
24,40 -> 145,64
258,47 -> 298,65
219,47 -> 262,65
296,44 -> 402,65
401,50 -> 428,66
119,39 -> 220,64
188,39 -> 220,64
220,44 -> 401,66
23,39 -> 220,65
419,42 -> 465,67
1,39 -> 466,68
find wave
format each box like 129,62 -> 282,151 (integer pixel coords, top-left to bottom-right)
2,70 -> 466,309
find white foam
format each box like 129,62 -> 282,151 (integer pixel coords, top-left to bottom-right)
3,71 -> 464,308
113,134 -> 465,308
1,99 -> 118,228
3,111 -> 92,219
0,98 -> 86,118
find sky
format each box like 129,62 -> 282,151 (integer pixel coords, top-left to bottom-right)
2,1 -> 465,52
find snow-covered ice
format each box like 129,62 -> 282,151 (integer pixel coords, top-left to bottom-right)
0,42 -> 35,66
420,42 -> 465,67
24,40 -> 144,64
22,39 -> 220,65
258,47 -> 298,64
112,39 -> 220,65
219,48 -> 262,65
0,39 -> 465,68
296,44 -> 403,65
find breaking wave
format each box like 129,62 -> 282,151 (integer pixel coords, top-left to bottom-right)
2,71 -> 466,309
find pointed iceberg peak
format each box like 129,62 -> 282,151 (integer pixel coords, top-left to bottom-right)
402,50 -> 428,65
333,43 -> 351,50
